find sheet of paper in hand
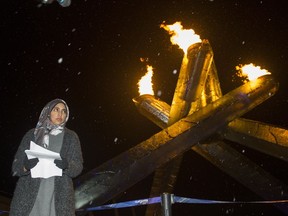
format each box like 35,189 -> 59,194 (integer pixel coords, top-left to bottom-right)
25,141 -> 62,178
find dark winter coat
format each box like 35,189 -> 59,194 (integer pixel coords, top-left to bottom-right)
9,128 -> 83,216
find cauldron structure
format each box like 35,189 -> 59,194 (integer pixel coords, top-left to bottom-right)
74,40 -> 288,215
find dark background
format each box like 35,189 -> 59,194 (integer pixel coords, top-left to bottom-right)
1,0 -> 288,215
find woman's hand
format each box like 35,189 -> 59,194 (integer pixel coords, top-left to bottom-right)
54,158 -> 68,170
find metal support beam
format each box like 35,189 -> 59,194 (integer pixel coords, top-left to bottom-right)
223,118 -> 288,161
145,43 -> 217,215
168,40 -> 213,125
193,141 -> 288,214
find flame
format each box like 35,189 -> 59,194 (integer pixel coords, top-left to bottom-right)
161,21 -> 202,54
138,65 -> 154,96
236,63 -> 271,82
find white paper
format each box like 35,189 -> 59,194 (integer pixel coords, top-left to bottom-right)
25,141 -> 63,178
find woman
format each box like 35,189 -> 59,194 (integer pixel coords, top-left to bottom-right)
10,99 -> 83,216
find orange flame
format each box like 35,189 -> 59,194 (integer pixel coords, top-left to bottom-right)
236,63 -> 271,82
138,65 -> 154,96
161,22 -> 202,54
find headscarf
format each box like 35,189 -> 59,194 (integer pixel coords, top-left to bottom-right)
34,99 -> 69,148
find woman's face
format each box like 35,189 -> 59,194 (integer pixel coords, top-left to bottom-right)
50,103 -> 67,125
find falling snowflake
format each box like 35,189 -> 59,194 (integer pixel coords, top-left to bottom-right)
58,58 -> 63,64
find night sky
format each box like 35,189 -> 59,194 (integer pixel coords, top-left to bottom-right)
1,0 -> 288,215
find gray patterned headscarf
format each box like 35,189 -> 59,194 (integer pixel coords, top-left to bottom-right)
34,99 -> 69,148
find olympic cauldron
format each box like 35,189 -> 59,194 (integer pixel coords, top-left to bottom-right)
74,37 -> 288,215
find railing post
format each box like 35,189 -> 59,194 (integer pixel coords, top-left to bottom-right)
161,193 -> 173,216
